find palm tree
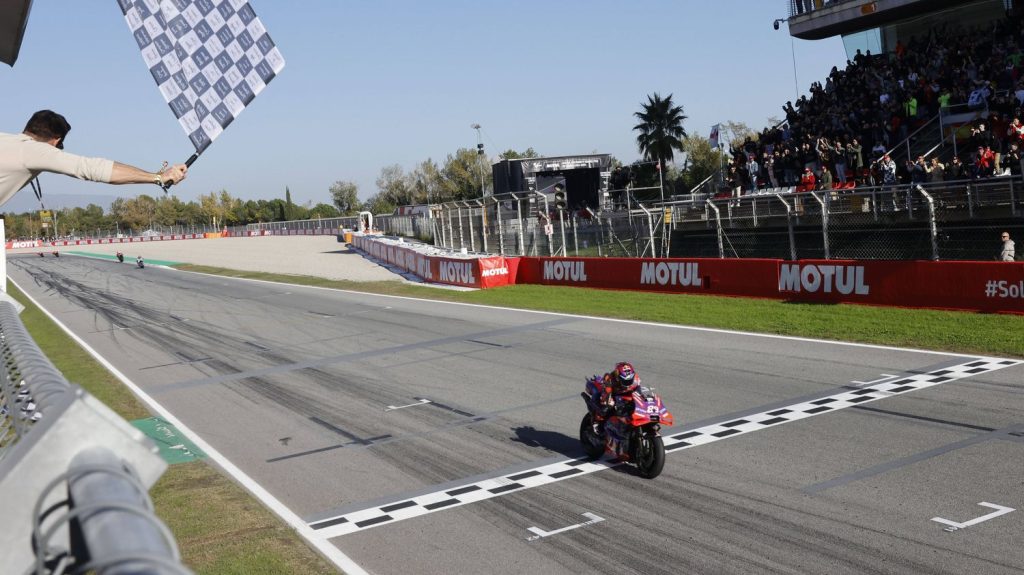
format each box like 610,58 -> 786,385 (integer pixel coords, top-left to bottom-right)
633,93 -> 688,166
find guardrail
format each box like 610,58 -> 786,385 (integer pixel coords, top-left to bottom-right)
0,301 -> 188,574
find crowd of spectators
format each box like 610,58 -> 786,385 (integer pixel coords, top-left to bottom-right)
724,15 -> 1024,198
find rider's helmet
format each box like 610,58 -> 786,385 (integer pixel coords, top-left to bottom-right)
611,362 -> 637,391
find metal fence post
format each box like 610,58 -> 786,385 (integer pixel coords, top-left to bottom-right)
775,194 -> 797,260
572,216 -> 579,256
705,199 -> 724,258
916,185 -> 940,260
478,201 -> 488,254
465,203 -> 476,252
457,206 -> 465,250
495,199 -> 505,256
515,196 -> 525,255
810,192 -> 830,260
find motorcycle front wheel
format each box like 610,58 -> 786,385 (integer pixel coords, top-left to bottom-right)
579,413 -> 605,459
635,433 -> 665,479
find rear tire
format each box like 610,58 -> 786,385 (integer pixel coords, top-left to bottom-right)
635,433 -> 665,479
579,413 -> 604,459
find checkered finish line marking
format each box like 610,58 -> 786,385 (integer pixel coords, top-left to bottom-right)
119,0 -> 285,152
308,357 -> 1021,539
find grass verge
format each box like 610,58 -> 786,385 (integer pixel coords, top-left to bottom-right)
7,281 -> 338,575
176,264 -> 1024,358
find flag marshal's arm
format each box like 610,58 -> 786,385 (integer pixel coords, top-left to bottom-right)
109,161 -> 188,187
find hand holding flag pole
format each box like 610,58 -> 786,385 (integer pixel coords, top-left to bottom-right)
160,152 -> 199,192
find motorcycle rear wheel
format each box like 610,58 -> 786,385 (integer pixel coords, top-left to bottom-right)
579,413 -> 605,459
635,433 -> 665,479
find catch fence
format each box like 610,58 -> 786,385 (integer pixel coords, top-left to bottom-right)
666,177 -> 1022,261
0,300 -> 188,574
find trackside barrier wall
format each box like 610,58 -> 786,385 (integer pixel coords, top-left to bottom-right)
5,234 -> 205,249
516,257 -> 1024,314
351,235 -> 519,289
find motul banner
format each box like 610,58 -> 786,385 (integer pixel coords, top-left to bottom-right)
517,257 -> 778,297
777,260 -> 1024,313
517,256 -> 1023,314
5,234 -> 205,249
351,235 -> 518,289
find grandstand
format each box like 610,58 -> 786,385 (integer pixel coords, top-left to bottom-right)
667,0 -> 1024,260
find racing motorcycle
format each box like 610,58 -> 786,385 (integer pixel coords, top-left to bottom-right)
136,256 -> 145,269
580,376 -> 673,479
116,251 -> 124,263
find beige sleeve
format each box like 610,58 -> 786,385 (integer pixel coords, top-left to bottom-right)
20,140 -> 114,183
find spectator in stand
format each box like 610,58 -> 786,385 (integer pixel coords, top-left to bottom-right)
815,136 -> 832,178
1009,117 -> 1024,143
948,156 -> 965,180
765,152 -> 779,189
829,137 -> 847,185
1000,231 -> 1015,261
746,155 -> 759,194
975,146 -> 996,177
847,138 -> 864,183
880,154 -> 897,186
799,167 -> 816,192
927,157 -> 945,182
727,166 -> 742,205
1007,143 -> 1023,176
819,164 -> 833,191
909,156 -> 929,185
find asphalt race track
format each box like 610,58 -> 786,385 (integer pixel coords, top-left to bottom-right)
8,253 -> 1023,575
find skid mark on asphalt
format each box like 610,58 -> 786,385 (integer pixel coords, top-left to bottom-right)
306,356 -> 1020,539
153,317 -> 579,393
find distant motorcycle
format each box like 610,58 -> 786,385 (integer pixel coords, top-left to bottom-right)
38,252 -> 44,258
136,256 -> 145,269
116,251 -> 124,263
52,251 -> 59,258
580,376 -> 674,478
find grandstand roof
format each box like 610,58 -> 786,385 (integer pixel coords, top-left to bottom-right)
789,0 -> 984,40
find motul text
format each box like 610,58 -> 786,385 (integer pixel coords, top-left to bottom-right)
778,264 -> 870,295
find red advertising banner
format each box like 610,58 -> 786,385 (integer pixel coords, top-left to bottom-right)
516,257 -> 779,297
777,260 -> 1024,313
351,235 -> 518,289
516,256 -> 1024,314
5,234 -> 205,250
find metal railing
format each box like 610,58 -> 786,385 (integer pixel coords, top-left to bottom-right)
666,176 -> 1023,260
0,301 -> 187,574
429,191 -> 665,258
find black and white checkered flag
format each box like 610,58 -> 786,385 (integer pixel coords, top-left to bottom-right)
118,0 -> 284,157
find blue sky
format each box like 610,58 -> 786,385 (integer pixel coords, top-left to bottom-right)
0,1 -> 844,210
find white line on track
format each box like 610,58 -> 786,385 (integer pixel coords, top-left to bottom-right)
307,356 -> 1020,539
8,277 -> 370,575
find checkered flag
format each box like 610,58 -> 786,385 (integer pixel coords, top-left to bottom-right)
118,0 -> 284,155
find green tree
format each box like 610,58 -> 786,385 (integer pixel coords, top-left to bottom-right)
440,147 -> 488,200
362,192 -> 396,215
375,164 -> 413,206
633,93 -> 687,166
408,159 -> 443,205
307,203 -> 340,218
329,181 -> 360,215
498,147 -> 539,160
679,135 -> 726,191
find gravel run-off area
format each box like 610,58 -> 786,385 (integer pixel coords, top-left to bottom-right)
12,236 -> 403,282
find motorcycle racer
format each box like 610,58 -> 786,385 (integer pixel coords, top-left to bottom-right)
588,362 -> 640,421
